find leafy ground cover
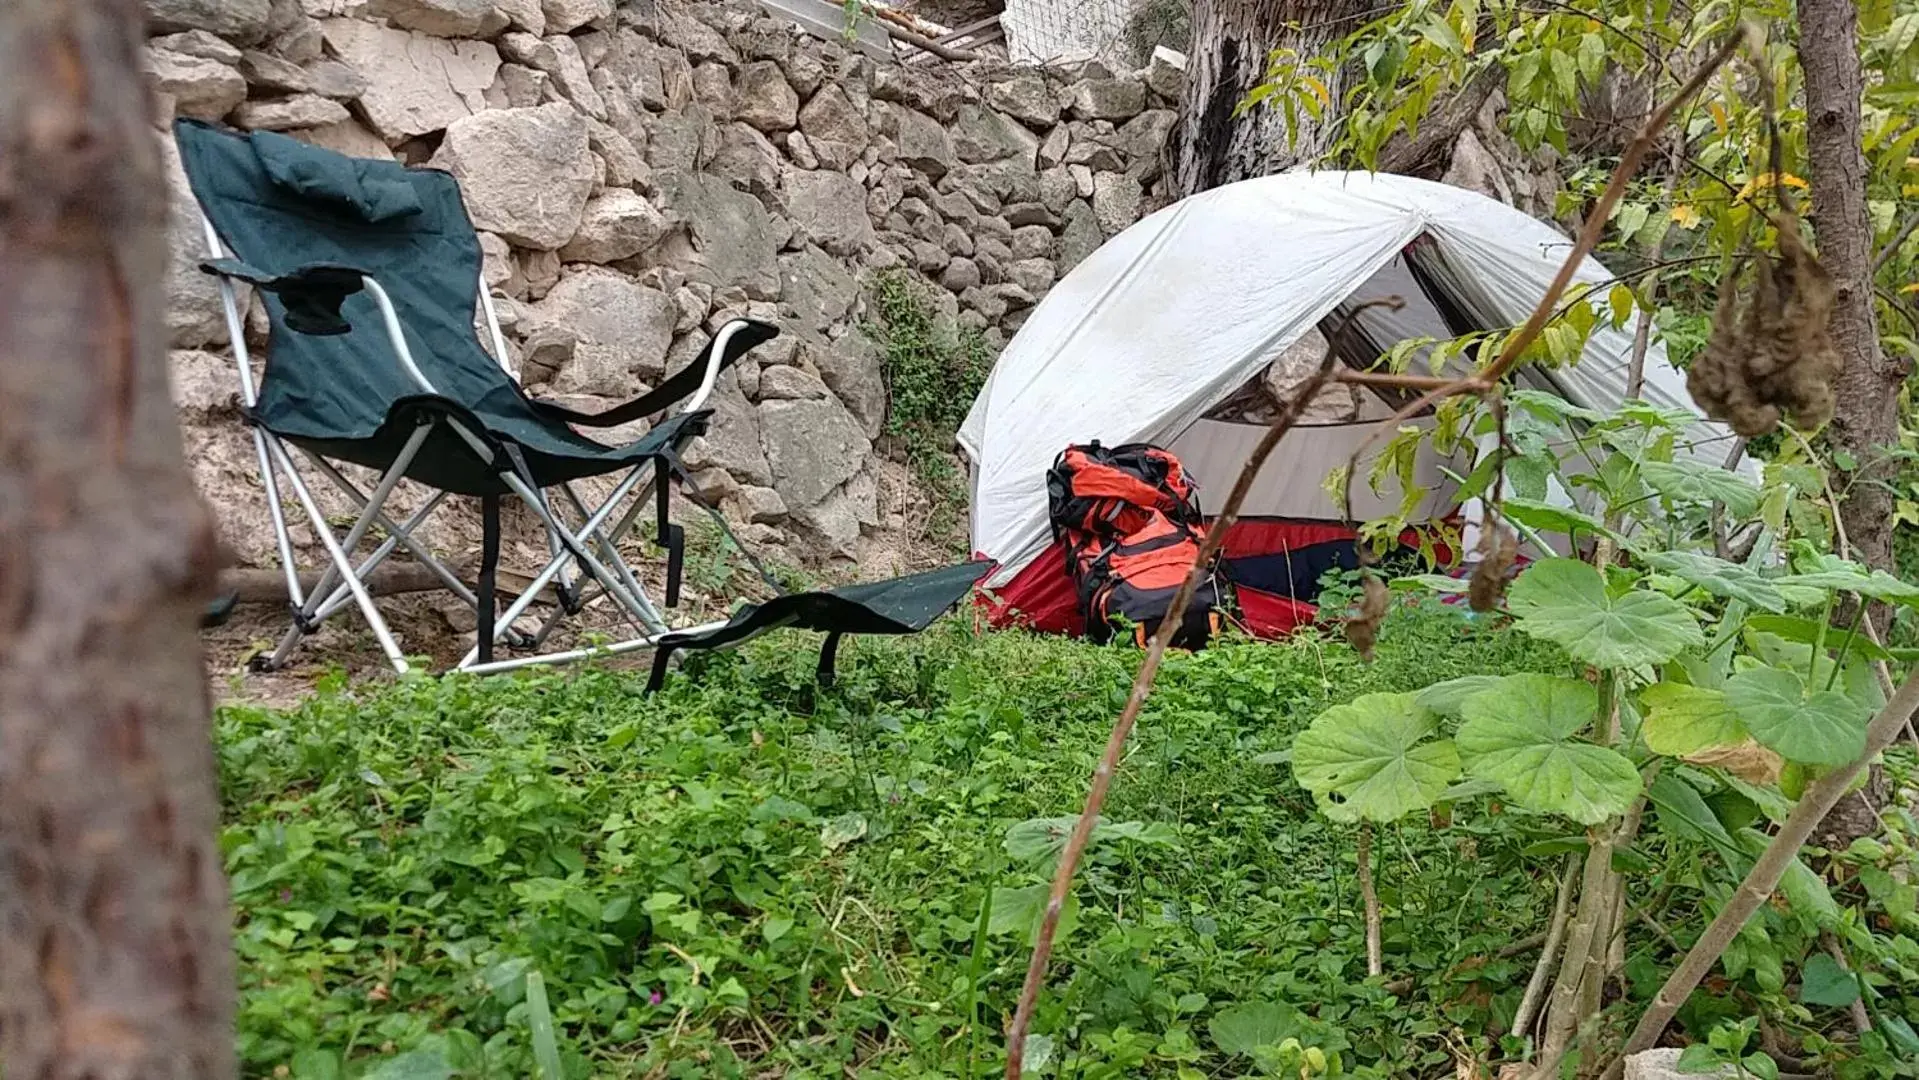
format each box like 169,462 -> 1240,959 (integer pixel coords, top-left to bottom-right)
221,601 -> 1576,1079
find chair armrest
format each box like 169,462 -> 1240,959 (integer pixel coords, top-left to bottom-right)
199,257 -> 370,336
201,258 -> 437,397
529,317 -> 780,429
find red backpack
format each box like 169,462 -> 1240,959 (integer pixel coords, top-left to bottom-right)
1046,442 -> 1230,648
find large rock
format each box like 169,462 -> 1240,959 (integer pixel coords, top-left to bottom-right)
145,0 -> 272,44
533,269 -> 677,389
543,35 -> 608,120
497,0 -> 545,34
558,190 -> 667,263
295,119 -> 392,158
798,83 -> 869,149
887,103 -> 955,179
543,0 -> 613,34
735,60 -> 799,133
1066,78 -> 1147,122
1058,199 -> 1103,271
232,94 -> 351,131
432,104 -> 592,250
162,136 -> 243,349
952,105 -> 1040,166
985,75 -> 1060,129
679,376 -> 771,485
146,47 -> 246,121
793,468 -> 878,558
1092,171 -> 1143,236
238,51 -> 367,100
151,29 -> 241,64
759,396 -> 871,508
368,0 -> 505,37
784,169 -> 875,256
656,172 -> 782,300
710,123 -> 784,207
320,20 -> 498,145
808,333 -> 886,437
779,246 -> 859,337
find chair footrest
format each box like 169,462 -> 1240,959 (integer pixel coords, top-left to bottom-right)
645,560 -> 993,691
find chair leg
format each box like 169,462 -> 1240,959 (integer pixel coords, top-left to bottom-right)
455,463 -> 665,669
259,436 -> 411,673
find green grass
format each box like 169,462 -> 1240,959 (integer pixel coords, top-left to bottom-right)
220,602 -> 1569,1079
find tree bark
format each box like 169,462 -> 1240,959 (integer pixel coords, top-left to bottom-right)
0,0 -> 238,1077
1174,0 -> 1370,196
1797,0 -> 1907,573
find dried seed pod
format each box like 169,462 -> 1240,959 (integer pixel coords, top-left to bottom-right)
1469,523 -> 1519,613
1344,573 -> 1390,661
1685,216 -> 1841,437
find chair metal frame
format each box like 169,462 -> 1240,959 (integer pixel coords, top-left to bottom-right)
199,213 -> 735,676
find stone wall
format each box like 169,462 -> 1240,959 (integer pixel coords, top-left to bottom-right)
155,0 -> 1184,577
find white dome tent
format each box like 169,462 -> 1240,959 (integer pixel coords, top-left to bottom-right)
956,169 -> 1745,636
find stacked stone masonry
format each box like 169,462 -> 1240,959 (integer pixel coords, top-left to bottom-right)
156,0 -> 1183,575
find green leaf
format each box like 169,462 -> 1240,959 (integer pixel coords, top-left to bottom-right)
1646,772 -> 1737,855
1576,32 -> 1607,84
1415,675 -> 1509,716
1780,856 -> 1841,927
1508,558 -> 1705,668
1292,693 -> 1461,822
1640,460 -> 1764,517
988,884 -> 1078,945
1022,1034 -> 1056,1073
1640,682 -> 1748,756
1457,675 -> 1642,824
1499,497 -> 1614,539
360,1050 -> 453,1080
1210,1001 -> 1308,1056
1782,554 -> 1919,605
1675,1044 -> 1725,1072
1608,282 -> 1636,327
1725,667 -> 1869,766
762,914 -> 795,943
1641,551 -> 1787,613
1799,952 -> 1861,1007
525,971 -> 564,1080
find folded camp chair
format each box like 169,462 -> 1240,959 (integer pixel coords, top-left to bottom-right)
174,118 -> 988,682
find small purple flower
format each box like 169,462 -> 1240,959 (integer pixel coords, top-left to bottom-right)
278,888 -> 293,904
648,988 -> 663,1006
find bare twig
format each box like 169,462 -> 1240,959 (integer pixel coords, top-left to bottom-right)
1000,301 -> 1407,1078
1513,854 -> 1580,1039
1358,823 -> 1383,978
1872,207 -> 1919,275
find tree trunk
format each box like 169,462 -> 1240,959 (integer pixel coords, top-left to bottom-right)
0,0 -> 238,1077
1174,0 -> 1369,195
1797,0 -> 1907,574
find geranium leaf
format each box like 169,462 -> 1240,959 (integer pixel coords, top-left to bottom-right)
1416,675 -> 1509,716
1292,692 -> 1460,822
1641,551 -> 1787,613
1640,459 -> 1763,517
1457,674 -> 1642,824
1508,558 -> 1705,668
1639,682 -> 1748,756
1725,667 -> 1869,766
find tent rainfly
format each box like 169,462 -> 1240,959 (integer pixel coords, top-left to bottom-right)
957,170 -> 1747,638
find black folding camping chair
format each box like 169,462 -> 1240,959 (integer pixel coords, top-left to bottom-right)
174,118 -> 987,683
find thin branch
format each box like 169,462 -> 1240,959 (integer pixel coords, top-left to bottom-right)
1513,854 -> 1581,1039
1479,29 -> 1748,387
1001,298 -> 1406,1079
1613,665 -> 1919,1071
1358,823 -> 1383,978
1872,207 -> 1919,275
